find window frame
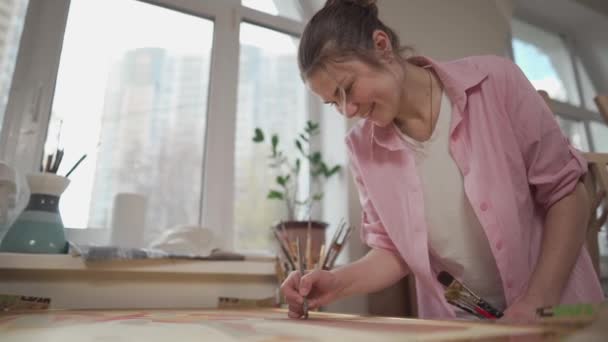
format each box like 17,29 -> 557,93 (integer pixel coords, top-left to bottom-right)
0,0 -> 316,250
510,15 -> 605,152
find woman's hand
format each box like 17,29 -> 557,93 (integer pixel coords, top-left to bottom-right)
280,269 -> 344,319
500,295 -> 544,324
280,248 -> 409,319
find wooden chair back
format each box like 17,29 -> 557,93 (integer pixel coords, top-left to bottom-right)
595,95 -> 608,124
582,152 -> 608,277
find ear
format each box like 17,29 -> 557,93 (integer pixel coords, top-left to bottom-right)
372,30 -> 393,60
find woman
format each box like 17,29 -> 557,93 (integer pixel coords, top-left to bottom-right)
280,0 -> 604,321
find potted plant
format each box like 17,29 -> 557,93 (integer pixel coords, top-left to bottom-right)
253,120 -> 341,269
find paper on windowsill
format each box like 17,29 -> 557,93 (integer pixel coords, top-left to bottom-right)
68,242 -> 245,262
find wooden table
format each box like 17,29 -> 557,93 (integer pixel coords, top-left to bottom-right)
0,308 -> 584,341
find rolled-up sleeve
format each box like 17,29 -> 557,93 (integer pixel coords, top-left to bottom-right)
346,137 -> 398,252
502,58 -> 587,211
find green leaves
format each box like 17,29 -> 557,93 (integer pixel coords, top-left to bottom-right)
325,164 -> 341,177
271,134 -> 279,157
253,121 -> 342,219
252,128 -> 264,142
276,175 -> 290,186
267,190 -> 284,200
295,158 -> 301,174
305,120 -> 319,135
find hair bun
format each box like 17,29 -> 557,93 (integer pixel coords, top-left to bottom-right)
324,0 -> 378,12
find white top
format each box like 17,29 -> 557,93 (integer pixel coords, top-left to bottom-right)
394,92 -> 506,316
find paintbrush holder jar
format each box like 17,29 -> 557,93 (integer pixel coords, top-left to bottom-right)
0,173 -> 70,254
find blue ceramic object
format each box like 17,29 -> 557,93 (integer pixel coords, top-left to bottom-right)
0,173 -> 69,254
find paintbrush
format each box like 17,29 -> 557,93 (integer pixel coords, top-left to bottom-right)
306,219 -> 312,271
537,303 -> 598,318
536,303 -> 600,325
65,154 -> 87,178
437,271 -> 503,319
325,222 -> 352,269
296,237 -> 309,319
273,229 -> 296,271
51,148 -> 64,173
322,220 -> 345,270
444,287 -> 495,319
317,244 -> 325,270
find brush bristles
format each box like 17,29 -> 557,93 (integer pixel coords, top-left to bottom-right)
437,271 -> 454,287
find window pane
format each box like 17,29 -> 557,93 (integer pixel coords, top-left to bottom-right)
511,18 -> 580,106
576,57 -> 598,112
47,0 -> 213,243
242,0 -> 303,21
590,122 -> 608,152
0,0 -> 28,133
555,116 -> 589,151
234,23 -> 307,251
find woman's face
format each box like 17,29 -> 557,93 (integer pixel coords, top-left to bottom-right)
305,58 -> 404,127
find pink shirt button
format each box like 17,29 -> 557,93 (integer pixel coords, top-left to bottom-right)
506,280 -> 513,289
495,240 -> 503,251
462,166 -> 470,176
480,202 -> 489,211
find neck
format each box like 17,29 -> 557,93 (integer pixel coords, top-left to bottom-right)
393,64 -> 442,138
398,64 -> 435,122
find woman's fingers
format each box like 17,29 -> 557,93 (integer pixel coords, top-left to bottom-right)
307,292 -> 334,310
288,304 -> 303,319
280,271 -> 303,305
299,269 -> 324,296
287,310 -> 302,319
282,269 -> 339,318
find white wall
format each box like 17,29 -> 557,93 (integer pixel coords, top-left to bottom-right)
378,0 -> 514,60
569,20 -> 608,94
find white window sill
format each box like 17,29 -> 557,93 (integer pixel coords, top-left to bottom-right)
0,252 -> 279,309
0,252 -> 277,276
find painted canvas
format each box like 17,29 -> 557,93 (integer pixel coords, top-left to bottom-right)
0,308 -> 562,341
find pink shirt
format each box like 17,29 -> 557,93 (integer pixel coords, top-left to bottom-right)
345,55 -> 604,319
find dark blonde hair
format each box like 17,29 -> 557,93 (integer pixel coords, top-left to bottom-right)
298,0 -> 411,80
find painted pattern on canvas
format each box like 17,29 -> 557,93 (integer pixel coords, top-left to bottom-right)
0,308 -> 562,341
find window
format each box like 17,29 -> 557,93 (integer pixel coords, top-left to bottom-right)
0,0 -> 28,133
511,17 -> 605,155
1,1 -> 334,251
554,117 -> 589,151
242,0 -> 303,21
46,0 -> 213,242
511,18 -> 579,106
590,122 -> 608,152
233,23 -> 307,251
575,57 -> 598,112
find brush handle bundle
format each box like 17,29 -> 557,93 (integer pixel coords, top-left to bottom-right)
438,271 -> 504,319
